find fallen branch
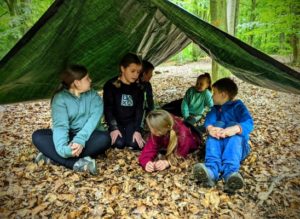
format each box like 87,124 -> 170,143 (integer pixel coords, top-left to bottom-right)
257,173 -> 300,206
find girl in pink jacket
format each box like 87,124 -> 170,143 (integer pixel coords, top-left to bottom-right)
139,110 -> 201,172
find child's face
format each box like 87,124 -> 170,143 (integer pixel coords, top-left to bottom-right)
142,69 -> 153,82
212,87 -> 228,105
195,78 -> 209,92
121,63 -> 142,84
74,74 -> 92,93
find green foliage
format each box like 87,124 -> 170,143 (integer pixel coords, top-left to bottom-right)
236,0 -> 299,55
170,0 -> 210,64
0,0 -> 54,59
170,0 -> 298,64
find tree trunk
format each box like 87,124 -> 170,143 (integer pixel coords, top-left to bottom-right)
227,0 -> 239,36
210,0 -> 228,82
279,33 -> 285,51
4,0 -> 17,16
291,34 -> 300,66
248,0 -> 256,45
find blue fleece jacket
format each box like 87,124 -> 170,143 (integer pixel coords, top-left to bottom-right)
51,89 -> 103,158
204,100 -> 254,144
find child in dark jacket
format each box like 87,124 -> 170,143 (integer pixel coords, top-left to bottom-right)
103,53 -> 145,150
139,60 -> 155,115
193,78 -> 254,194
139,110 -> 201,172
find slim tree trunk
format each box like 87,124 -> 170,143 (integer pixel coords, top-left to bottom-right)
227,0 -> 239,36
227,0 -> 237,35
210,0 -> 228,82
248,0 -> 256,45
4,0 -> 17,16
291,34 -> 300,66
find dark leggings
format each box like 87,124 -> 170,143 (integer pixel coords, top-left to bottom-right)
32,129 -> 111,169
113,123 -> 140,150
161,98 -> 183,117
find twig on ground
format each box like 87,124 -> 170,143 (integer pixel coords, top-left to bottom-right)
257,173 -> 300,206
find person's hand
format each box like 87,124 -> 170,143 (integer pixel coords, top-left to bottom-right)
70,142 -> 83,157
154,160 -> 170,171
132,131 -> 145,148
186,116 -> 197,125
219,125 -> 241,138
207,125 -> 224,139
110,130 -> 122,145
145,161 -> 155,172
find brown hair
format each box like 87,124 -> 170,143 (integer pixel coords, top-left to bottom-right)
139,60 -> 154,81
196,72 -> 212,91
113,53 -> 142,88
51,65 -> 88,103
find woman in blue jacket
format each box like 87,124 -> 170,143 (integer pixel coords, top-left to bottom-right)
32,65 -> 110,175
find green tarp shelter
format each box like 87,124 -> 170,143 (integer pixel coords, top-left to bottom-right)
0,0 -> 299,104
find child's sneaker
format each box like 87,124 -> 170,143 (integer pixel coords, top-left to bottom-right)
35,152 -> 51,164
193,163 -> 216,187
73,156 -> 97,175
224,172 -> 244,194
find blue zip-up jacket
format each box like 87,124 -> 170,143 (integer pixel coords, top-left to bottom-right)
51,89 -> 103,158
204,100 -> 254,145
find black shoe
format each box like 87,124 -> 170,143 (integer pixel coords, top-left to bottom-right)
224,172 -> 244,194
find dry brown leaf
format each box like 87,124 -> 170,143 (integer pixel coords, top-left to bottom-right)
44,193 -> 57,202
57,194 -> 76,203
31,203 -> 49,215
132,204 -> 147,215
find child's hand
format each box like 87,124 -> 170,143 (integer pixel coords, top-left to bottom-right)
70,142 -> 83,157
132,131 -> 145,148
220,125 -> 241,138
154,160 -> 170,171
207,125 -> 224,139
145,161 -> 155,172
110,130 -> 122,145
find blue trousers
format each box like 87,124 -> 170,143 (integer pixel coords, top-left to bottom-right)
205,121 -> 250,180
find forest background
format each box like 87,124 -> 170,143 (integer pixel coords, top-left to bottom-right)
1,0 -> 299,72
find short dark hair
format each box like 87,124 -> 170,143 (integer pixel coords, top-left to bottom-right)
119,53 -> 142,69
142,60 -> 154,74
212,77 -> 238,100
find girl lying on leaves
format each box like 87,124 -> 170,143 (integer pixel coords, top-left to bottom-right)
139,110 -> 202,172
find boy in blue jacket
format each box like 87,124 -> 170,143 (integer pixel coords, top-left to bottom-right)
193,78 -> 254,193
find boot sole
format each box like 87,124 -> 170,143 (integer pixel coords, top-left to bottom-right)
194,164 -> 215,187
224,175 -> 244,193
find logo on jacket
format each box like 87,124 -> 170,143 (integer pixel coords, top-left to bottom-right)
121,94 -> 133,106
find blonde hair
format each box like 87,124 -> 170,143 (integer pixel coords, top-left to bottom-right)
146,110 -> 179,165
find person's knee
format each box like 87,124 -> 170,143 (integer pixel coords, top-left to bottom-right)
226,121 -> 239,128
32,129 -> 43,145
114,137 -> 126,149
98,132 -> 111,148
206,135 -> 220,145
228,134 -> 242,143
128,141 -> 139,150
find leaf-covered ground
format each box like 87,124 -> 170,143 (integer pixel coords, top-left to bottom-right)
0,61 -> 299,218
